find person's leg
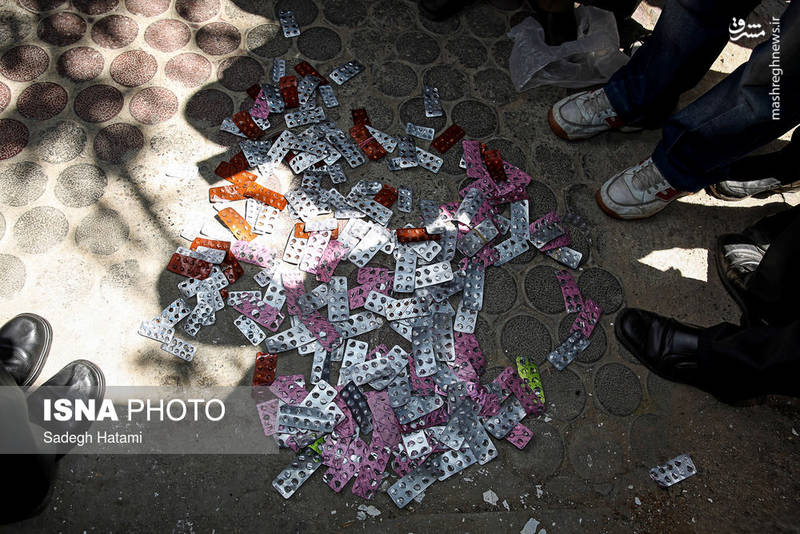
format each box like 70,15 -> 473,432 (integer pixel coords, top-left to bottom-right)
604,0 -> 761,127
652,2 -> 800,192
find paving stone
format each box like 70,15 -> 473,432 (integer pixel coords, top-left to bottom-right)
524,264 -> 564,315
0,254 -> 25,298
440,145 -> 464,175
558,313 -> 606,364
526,180 -> 558,219
37,255 -> 93,296
185,89 -> 233,129
14,206 -> 68,253
509,9 -> 534,27
0,9 -> 36,48
166,53 -> 212,88
539,365 -> 586,421
452,100 -> 498,139
0,212 -> 4,240
19,0 -> 66,11
629,414 -> 672,467
196,21 -> 241,56
75,208 -> 129,255
35,121 -> 86,163
564,182 -> 605,228
323,0 -> 366,26
595,363 -> 641,416
503,419 -> 564,480
567,423 -> 625,482
274,0 -> 318,26
463,2 -> 507,38
422,64 -> 466,101
500,314 -> 552,364
396,30 -> 440,65
475,316 -> 499,364
508,242 -> 539,266
369,1 -> 415,30
533,142 -> 577,189
374,61 -> 417,98
17,82 -> 67,120
0,161 -> 47,207
130,87 -> 178,125
102,259 -> 140,290
444,35 -> 486,69
110,50 -> 157,87
91,15 -> 139,49
245,23 -> 291,58
74,84 -> 123,123
176,0 -> 219,22
93,123 -> 143,164
349,27 -> 396,64
646,370 -> 673,411
0,119 -> 28,160
217,56 -> 263,91
0,81 -> 8,113
488,138 -> 526,170
483,267 -> 516,315
144,19 -> 191,52
73,0 -> 118,15
297,26 -> 341,61
578,268 -> 624,314
0,45 -> 49,82
399,97 -> 446,132
55,164 -> 107,207
419,13 -> 460,35
491,37 -> 513,70
473,68 -> 516,105
38,12 -> 86,47
57,46 -> 104,81
125,0 -> 170,17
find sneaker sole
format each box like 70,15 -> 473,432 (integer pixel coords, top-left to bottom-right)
594,189 -> 653,220
713,235 -> 754,325
548,107 -> 571,141
706,182 -> 800,201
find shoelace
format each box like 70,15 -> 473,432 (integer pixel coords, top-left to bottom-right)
630,160 -> 666,195
579,90 -> 613,120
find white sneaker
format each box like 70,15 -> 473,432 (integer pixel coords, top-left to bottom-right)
548,88 -> 640,141
596,158 -> 688,220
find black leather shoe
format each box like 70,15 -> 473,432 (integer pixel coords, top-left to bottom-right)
615,308 -> 705,385
714,234 -> 765,323
27,360 -> 106,444
0,313 -> 52,387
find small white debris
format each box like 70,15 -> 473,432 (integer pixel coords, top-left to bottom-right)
330,510 -> 336,515
483,490 -> 499,506
357,505 -> 381,518
792,428 -> 798,436
502,499 -> 510,511
634,497 -> 641,506
708,498 -> 713,503
535,484 -> 543,499
627,485 -> 634,490
520,518 -> 540,534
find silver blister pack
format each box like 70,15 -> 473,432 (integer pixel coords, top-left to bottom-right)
395,135 -> 418,169
197,289 -> 224,312
196,245 -> 228,263
384,296 -> 433,322
297,75 -> 321,107
241,139 -> 272,168
415,147 -> 443,173
462,415 -> 498,465
183,302 -> 213,337
394,394 -> 443,424
278,9 -> 300,38
160,336 -> 196,362
271,58 -> 285,83
177,277 -> 201,298
253,260 -> 277,288
397,187 -> 412,213
326,188 -> 364,220
430,300 -> 456,316
409,239 -> 442,263
388,457 -> 443,509
482,397 -> 526,439
262,271 -> 287,310
405,122 -> 435,141
277,403 -> 335,433
138,319 -> 174,344
494,214 -> 511,235
418,200 -> 440,226
530,221 -> 566,250
285,188 -> 325,221
431,362 -> 459,391
234,315 -> 266,346
423,85 -> 444,118
285,106 -> 326,129
300,380 -> 338,411
432,313 -> 455,362
347,225 -> 392,268
339,339 -> 369,381
461,261 -> 485,311
411,326 -> 437,378
493,238 -> 530,266
226,290 -> 262,307
265,130 -> 295,165
547,330 -> 590,370
456,188 -> 486,226
154,298 -> 192,328
389,320 -> 413,342
428,271 -> 465,302
272,450 -> 323,499
350,198 -> 393,227
433,448 -> 476,481
331,312 -> 384,339
328,60 -> 365,85
244,198 -> 261,227
265,322 -> 315,353
453,299 -> 478,334
509,200 -> 531,242
650,454 -> 697,488
296,283 -> 330,316
414,261 -> 453,289
309,345 -> 330,385
387,366 -> 412,408
318,84 -> 339,108
545,246 -> 583,269
283,235 -> 308,265
393,245 -> 418,293
341,356 -> 400,387
456,218 -> 499,257
260,84 -> 285,114
326,162 -> 347,184
364,290 -> 397,317
433,223 -> 458,263
299,230 -> 332,273
327,276 -> 349,322
326,131 -> 365,168
365,125 -> 397,153
289,150 -> 327,175
219,117 -> 245,137
254,205 -> 280,235
402,430 -> 432,460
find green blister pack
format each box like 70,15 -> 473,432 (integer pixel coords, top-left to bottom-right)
515,356 -> 545,405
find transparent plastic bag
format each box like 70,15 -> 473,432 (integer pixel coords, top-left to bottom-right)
509,6 -> 630,90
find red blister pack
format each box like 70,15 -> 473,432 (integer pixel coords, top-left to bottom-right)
431,124 -> 465,154
373,184 -> 398,208
349,124 -> 387,161
482,149 -> 508,182
166,253 -> 212,279
208,184 -> 245,202
231,110 -> 264,140
253,352 -> 278,386
279,75 -> 299,108
396,227 -> 441,243
294,61 -> 328,84
242,182 -> 288,210
351,108 -> 371,127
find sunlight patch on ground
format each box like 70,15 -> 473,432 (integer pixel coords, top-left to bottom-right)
638,247 -> 709,282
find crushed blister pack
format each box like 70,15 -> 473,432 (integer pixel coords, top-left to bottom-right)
650,454 -> 697,488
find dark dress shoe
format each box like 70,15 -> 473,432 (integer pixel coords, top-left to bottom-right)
0,313 -> 52,387
615,308 -> 705,385
714,234 -> 765,323
27,360 -> 106,442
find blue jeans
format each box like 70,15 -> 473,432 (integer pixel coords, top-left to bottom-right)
604,0 -> 799,192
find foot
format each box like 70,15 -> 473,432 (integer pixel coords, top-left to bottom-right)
548,88 -> 640,141
0,313 -> 52,387
714,234 -> 766,323
596,157 -> 688,219
615,308 -> 705,385
27,360 -> 106,450
706,178 -> 800,201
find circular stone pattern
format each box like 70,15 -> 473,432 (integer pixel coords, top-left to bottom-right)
568,424 -> 626,482
474,68 -> 516,105
110,50 -> 157,87
74,84 -> 123,123
125,0 -> 170,17
296,27 -> 341,61
17,82 -> 67,120
275,0 -> 317,25
196,21 -> 241,55
186,88 -> 232,128
500,314 -> 551,364
629,414 -> 672,467
558,313 -> 607,364
75,208 -> 128,255
0,45 -> 49,82
422,65 -> 466,101
73,0 -> 118,15
165,53 -> 211,87
0,82 -> 9,112
503,420 -> 564,479
0,254 -> 25,298
399,97 -> 446,132
14,206 -> 68,254
465,3 -> 507,38
0,161 -> 47,206
94,123 -> 143,163
483,267 -> 516,314
19,0 -> 66,12
37,12 -> 86,46
91,15 -> 138,49
452,100 -> 498,138
55,163 -> 107,207
539,366 -> 586,421
217,56 -> 263,91
129,86 -> 177,124
35,121 -> 86,163
0,120 -> 28,160
175,0 -> 219,22
57,46 -> 103,81
445,35 -> 487,68
374,62 -> 417,97
323,0 -> 366,26
395,31 -> 440,64
245,23 -> 290,58
595,363 -> 642,416
524,264 -> 564,314
527,180 -> 558,219
578,268 -> 624,314
144,19 -> 190,52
